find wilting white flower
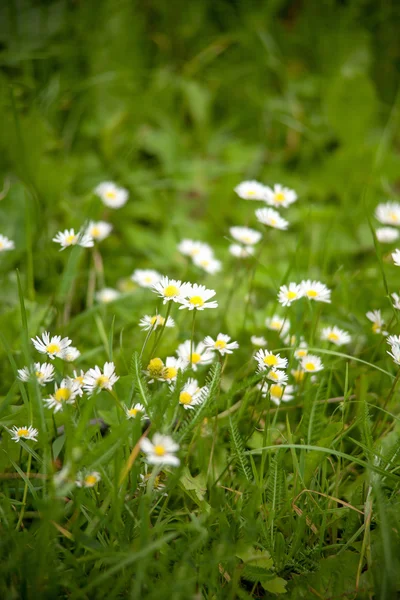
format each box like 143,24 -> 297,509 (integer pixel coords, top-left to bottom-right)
255,207 -> 289,230
321,326 -> 351,346
229,244 -> 255,258
300,354 -> 324,373
391,293 -> 400,310
76,471 -> 101,487
366,310 -> 386,334
265,316 -> 290,338
140,433 -> 180,466
86,221 -> 113,242
44,378 -> 81,413
234,180 -> 267,200
267,369 -> 288,384
375,227 -> 399,243
178,283 -> 218,311
132,269 -> 162,288
254,349 -> 288,371
96,288 -> 120,304
263,184 -> 297,208
95,181 -> 128,209
251,335 -> 267,347
52,228 -> 94,250
0,234 -> 15,251
10,425 -> 38,443
178,240 -> 213,259
17,362 -> 55,386
392,249 -> 400,266
301,280 -> 331,303
152,276 -> 190,304
278,283 -> 303,307
229,226 -> 262,245
193,254 -> 222,275
83,362 -> 119,395
32,332 -> 72,360
139,314 -> 175,331
125,403 -> 146,420
59,346 -> 81,362
178,378 -> 208,410
375,202 -> 400,226
176,341 -> 214,370
203,333 -> 239,356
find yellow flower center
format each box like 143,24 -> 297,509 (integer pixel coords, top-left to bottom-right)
389,212 -> 399,222
128,408 -> 139,417
372,323 -> 380,333
179,391 -> 193,405
305,362 -> 316,371
189,296 -> 204,307
75,376 -> 84,384
54,388 -> 72,403
270,384 -> 283,398
105,190 -> 116,199
147,358 -> 164,377
66,234 -> 76,245
263,354 -> 278,367
18,428 -> 30,437
269,371 -> 279,381
46,343 -> 60,355
35,370 -> 43,379
144,276 -> 153,283
327,332 -> 339,341
190,248 -> 200,256
247,190 -> 256,196
164,285 -> 179,297
91,226 -> 100,238
270,320 -> 282,330
286,290 -> 297,300
96,375 -> 109,388
296,349 -> 307,358
85,474 -> 98,486
0,241 -> 3,249
215,340 -> 227,350
270,219 -> 277,226
191,352 -> 201,364
274,192 -> 285,203
154,445 -> 166,457
292,369 -> 305,383
306,290 -> 318,298
150,315 -> 164,326
163,366 -> 177,380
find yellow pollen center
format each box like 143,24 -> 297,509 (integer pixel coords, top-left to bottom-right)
263,355 -> 278,366
35,371 -> 42,378
66,234 -> 76,245
327,332 -> 339,341
247,190 -> 256,196
190,248 -> 200,256
144,276 -> 153,283
55,388 -> 71,403
154,445 -> 166,457
269,371 -> 279,381
75,376 -> 84,384
270,219 -> 277,226
296,350 -> 307,358
215,340 -> 227,350
96,375 -> 109,388
128,408 -> 139,417
189,296 -> 204,307
18,428 -> 29,437
85,475 -> 97,486
179,391 -> 193,405
271,321 -> 282,330
164,285 -> 179,297
305,362 -> 316,371
270,384 -> 283,398
307,290 -> 318,298
105,191 -> 116,199
389,212 -> 398,222
91,226 -> 100,238
274,192 -> 285,203
287,291 -> 297,300
163,367 -> 177,380
46,343 -> 60,355
147,358 -> 164,377
191,352 -> 201,364
292,370 -> 305,383
372,323 -> 380,332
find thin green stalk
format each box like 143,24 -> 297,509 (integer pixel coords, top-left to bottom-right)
16,452 -> 32,531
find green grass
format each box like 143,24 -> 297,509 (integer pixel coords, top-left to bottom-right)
1,0 -> 400,598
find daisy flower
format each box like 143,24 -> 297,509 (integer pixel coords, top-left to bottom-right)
152,276 -> 190,304
229,244 -> 255,258
321,326 -> 351,346
59,346 -> 81,362
388,345 -> 400,366
178,240 -> 213,259
229,226 -> 262,246
160,357 -> 186,384
95,181 -> 128,209
52,228 -> 94,250
386,335 -> 400,348
267,369 -> 289,384
375,202 -> 400,226
31,332 -> 72,360
96,288 -> 120,304
10,425 -> 38,443
255,207 -> 289,230
203,333 -> 239,356
391,293 -> 400,310
375,227 -> 399,243
139,314 -> 175,331
263,184 -> 297,208
258,383 -> 295,405
86,221 -> 113,242
192,254 -> 222,275
44,378 -> 81,413
292,368 -> 306,384
265,315 -> 290,338
234,180 -> 267,200
132,269 -> 162,288
300,354 -> 324,373
278,283 -> 303,307
300,280 -> 331,303
83,362 -> 119,395
392,249 -> 400,266
139,470 -> 166,492
293,341 -> 308,360
125,403 -> 146,420
17,362 -> 55,386
0,234 -> 15,251
76,471 -> 101,488
178,378 -> 208,410
72,369 -> 85,396
140,433 -> 180,466
177,283 -> 218,311
176,341 -> 214,370
251,335 -> 267,347
254,349 -> 288,371
146,357 -> 165,381
366,310 -> 386,334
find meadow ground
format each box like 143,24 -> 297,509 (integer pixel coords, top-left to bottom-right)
1,1 -> 400,598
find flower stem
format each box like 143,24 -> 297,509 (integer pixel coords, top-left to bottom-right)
150,303 -> 172,359
190,309 -> 197,367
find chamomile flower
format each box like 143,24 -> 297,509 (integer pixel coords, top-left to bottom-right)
178,378 -> 208,410
251,335 -> 267,347
366,310 -> 386,334
293,340 -> 308,360
301,280 -> 331,303
86,221 -> 113,242
254,349 -> 288,371
263,184 -> 297,208
152,276 -> 190,304
229,244 -> 255,258
386,335 -> 400,348
203,333 -> 239,356
140,433 -> 180,466
95,181 -> 128,209
10,425 -> 38,443
44,378 -> 81,413
177,341 -> 214,370
267,369 -> 289,384
255,207 -> 289,230
32,332 -> 72,360
125,403 -> 146,420
178,283 -> 218,311
76,471 -> 101,488
139,314 -> 175,331
321,326 -> 351,346
72,370 -> 85,396
52,228 -> 94,250
160,357 -> 186,384
268,383 -> 295,405
391,293 -> 400,310
178,240 -> 213,259
392,249 -> 400,266
234,180 -> 266,200
229,226 -> 262,246
388,344 -> 400,365
265,316 -> 290,338
375,202 -> 400,226
132,269 -> 162,288
146,357 -> 165,381
300,354 -> 324,373
278,283 -> 303,307
83,362 -> 119,395
0,234 -> 15,251
193,254 -> 222,275
375,227 -> 399,243
96,288 -> 120,304
59,346 -> 81,362
17,362 -> 55,386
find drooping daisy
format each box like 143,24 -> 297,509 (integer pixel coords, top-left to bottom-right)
321,326 -> 351,346
265,316 -> 290,338
10,425 -> 38,443
229,226 -> 262,246
140,433 -> 180,466
366,310 -> 386,334
254,349 -> 288,371
391,293 -> 400,310
159,357 -> 186,384
59,346 -> 81,362
234,180 -> 267,200
96,288 -> 120,304
229,244 -> 255,258
152,276 -> 190,304
267,369 -> 289,384
278,283 -> 303,307
203,333 -> 239,356
131,269 -> 162,288
251,335 -> 267,347
95,181 -> 128,209
375,227 -> 399,243
32,332 -> 72,360
146,357 -> 165,381
177,283 -> 218,311
17,362 -> 55,386
375,202 -> 400,226
300,354 -> 324,373
192,254 -> 222,275
0,234 -> 15,251
44,378 -> 81,413
178,240 -> 213,259
76,471 -> 101,488
125,403 -> 146,420
255,207 -> 289,230
178,378 -> 208,410
86,221 -> 113,242
139,314 -> 175,331
392,249 -> 400,266
263,184 -> 297,208
387,345 -> 400,366
300,280 -> 331,303
83,362 -> 119,395
52,228 -> 94,250
176,341 -> 214,370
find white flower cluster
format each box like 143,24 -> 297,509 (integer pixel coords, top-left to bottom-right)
178,239 -> 221,275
